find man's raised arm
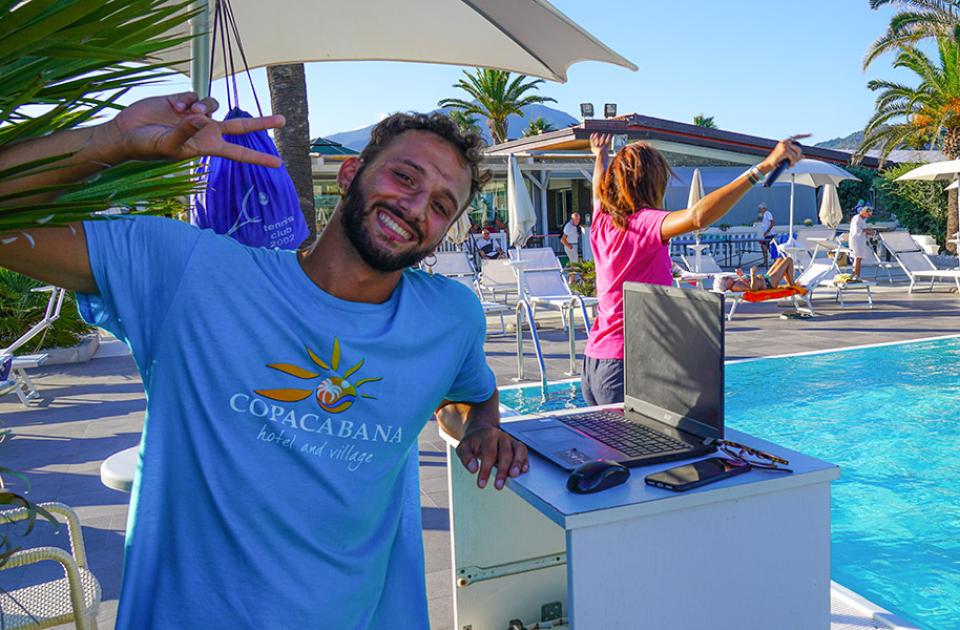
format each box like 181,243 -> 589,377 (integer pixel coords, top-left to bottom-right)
0,92 -> 285,292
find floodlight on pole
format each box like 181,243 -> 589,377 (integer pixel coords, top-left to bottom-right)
580,103 -> 594,120
604,103 -> 617,118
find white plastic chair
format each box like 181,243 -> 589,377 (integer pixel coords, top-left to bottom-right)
0,503 -> 101,630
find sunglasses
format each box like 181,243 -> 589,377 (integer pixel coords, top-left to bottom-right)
716,439 -> 793,473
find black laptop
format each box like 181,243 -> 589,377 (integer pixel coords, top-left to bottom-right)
503,282 -> 725,470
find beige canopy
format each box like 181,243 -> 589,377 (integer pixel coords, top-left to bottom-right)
159,0 -> 637,91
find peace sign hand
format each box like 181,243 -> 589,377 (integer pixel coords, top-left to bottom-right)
100,92 -> 286,168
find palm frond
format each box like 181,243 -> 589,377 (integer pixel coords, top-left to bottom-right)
0,0 -> 200,233
439,67 -> 555,144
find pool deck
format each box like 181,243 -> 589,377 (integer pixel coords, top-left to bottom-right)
1,280 -> 953,628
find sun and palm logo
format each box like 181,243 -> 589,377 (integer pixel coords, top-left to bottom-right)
255,338 -> 382,413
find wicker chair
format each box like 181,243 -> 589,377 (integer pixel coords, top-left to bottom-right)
0,502 -> 101,629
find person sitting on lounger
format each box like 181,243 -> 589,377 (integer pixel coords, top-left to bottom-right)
719,256 -> 796,292
475,228 -> 505,259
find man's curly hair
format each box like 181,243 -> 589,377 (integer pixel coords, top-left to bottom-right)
359,112 -> 491,211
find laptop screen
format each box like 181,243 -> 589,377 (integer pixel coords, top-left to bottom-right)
622,282 -> 724,439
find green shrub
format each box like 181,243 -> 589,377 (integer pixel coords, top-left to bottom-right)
878,163 -> 949,246
0,270 -> 93,353
838,165 -> 880,216
839,163 -> 949,247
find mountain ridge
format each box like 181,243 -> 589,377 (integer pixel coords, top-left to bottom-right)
326,103 -> 578,151
814,130 -> 864,150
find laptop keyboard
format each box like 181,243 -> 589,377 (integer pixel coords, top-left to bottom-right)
559,410 -> 693,458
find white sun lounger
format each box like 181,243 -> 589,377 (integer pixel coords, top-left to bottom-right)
506,248 -> 596,329
680,252 -> 735,290
508,247 -> 564,271
880,233 -> 960,293
722,262 -> 834,321
794,227 -> 839,267
1,286 -> 65,406
420,252 -> 510,334
478,258 -> 519,303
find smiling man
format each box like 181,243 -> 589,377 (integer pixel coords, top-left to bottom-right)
0,93 -> 528,629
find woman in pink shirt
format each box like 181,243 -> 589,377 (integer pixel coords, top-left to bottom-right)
581,132 -> 804,406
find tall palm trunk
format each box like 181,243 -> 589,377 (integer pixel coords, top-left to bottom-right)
944,128 -> 960,253
267,63 -> 316,246
487,118 -> 506,145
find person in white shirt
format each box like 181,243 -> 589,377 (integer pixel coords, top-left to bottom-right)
475,228 -> 504,259
561,212 -> 582,262
756,202 -> 775,267
849,202 -> 875,279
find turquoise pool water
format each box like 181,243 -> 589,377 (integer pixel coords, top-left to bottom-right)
499,337 -> 960,630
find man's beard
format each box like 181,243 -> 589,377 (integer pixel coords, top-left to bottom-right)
339,175 -> 436,272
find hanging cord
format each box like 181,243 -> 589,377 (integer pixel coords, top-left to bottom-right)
222,0 -> 263,117
206,0 -> 259,114
205,0 -> 234,111
205,0 -> 220,102
224,3 -> 239,107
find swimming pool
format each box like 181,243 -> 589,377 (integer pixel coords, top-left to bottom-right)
499,336 -> 960,630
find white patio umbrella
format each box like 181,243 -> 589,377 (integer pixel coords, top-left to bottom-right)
160,0 -> 637,94
818,184 -> 843,229
687,168 -> 706,272
778,160 -> 859,247
508,155 -> 537,249
445,210 -> 473,246
897,161 -> 960,247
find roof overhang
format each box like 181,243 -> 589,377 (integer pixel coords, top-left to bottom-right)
486,115 -> 884,169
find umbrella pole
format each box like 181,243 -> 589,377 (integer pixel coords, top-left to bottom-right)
190,0 -> 210,98
695,232 -> 702,273
788,175 -> 796,247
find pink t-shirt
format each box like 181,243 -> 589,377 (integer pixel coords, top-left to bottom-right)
585,204 -> 672,360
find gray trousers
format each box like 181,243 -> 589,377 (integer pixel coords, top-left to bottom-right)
581,357 -> 624,406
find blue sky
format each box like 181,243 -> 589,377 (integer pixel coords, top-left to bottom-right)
130,1 -> 911,143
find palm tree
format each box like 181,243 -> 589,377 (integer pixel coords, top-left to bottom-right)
0,0 -> 200,234
858,37 -> 960,251
523,117 -> 554,137
864,1 -> 960,69
267,64 -> 316,246
693,114 -> 717,129
447,110 -> 484,139
438,69 -> 556,144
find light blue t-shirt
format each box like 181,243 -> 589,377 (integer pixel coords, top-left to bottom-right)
78,216 -> 495,629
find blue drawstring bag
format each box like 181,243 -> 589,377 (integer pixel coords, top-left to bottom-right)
192,108 -> 309,250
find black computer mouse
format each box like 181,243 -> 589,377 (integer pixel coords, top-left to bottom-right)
566,459 -> 630,494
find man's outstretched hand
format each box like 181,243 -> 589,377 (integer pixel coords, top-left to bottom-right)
456,426 -> 529,491
98,92 -> 285,168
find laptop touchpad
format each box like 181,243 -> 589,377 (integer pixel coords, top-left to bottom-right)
519,425 -> 585,445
